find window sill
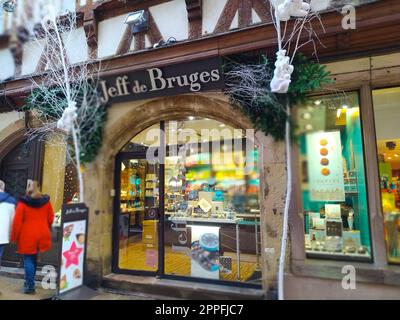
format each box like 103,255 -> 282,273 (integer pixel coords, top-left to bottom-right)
291,258 -> 400,287
306,251 -> 372,263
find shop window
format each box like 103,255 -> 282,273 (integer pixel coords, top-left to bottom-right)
163,118 -> 261,284
372,87 -> 400,264
115,117 -> 262,285
297,92 -> 372,261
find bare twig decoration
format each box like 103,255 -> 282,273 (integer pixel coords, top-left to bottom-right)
268,0 -> 332,300
25,5 -> 106,203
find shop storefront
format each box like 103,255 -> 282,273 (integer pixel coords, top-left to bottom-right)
1,0 -> 399,300
113,117 -> 261,286
286,53 -> 400,299
80,57 -> 268,290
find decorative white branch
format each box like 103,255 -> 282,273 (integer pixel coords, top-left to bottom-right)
268,0 -> 331,300
26,4 -> 104,204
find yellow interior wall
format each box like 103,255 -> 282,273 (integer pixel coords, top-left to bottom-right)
41,135 -> 67,213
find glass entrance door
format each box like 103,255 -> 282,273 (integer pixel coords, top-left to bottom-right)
113,119 -> 262,286
115,154 -> 160,273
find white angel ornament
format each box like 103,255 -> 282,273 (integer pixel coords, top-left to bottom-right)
270,50 -> 294,93
57,101 -> 78,133
310,0 -> 331,12
276,0 -> 311,21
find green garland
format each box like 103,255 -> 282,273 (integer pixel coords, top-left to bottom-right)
23,52 -> 329,163
24,85 -> 108,164
222,52 -> 332,140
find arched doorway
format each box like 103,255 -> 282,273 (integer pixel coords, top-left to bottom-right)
112,116 -> 262,287
0,137 -> 61,268
0,138 -> 44,267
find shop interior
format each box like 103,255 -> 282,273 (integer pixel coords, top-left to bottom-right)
373,87 -> 400,263
298,92 -> 372,260
116,117 -> 262,285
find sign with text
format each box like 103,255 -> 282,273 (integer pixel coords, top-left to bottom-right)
58,203 -> 89,295
306,131 -> 345,202
190,226 -> 220,280
99,57 -> 224,104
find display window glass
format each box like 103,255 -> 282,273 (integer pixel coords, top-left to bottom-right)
163,118 -> 261,284
115,117 -> 262,285
297,92 -> 372,261
372,87 -> 400,264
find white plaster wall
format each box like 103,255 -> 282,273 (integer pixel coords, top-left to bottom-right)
61,0 -> 76,13
230,11 -> 238,30
252,9 -> 262,24
130,36 -> 136,51
145,35 -> 152,49
0,112 -> 23,133
62,27 -> 89,64
0,14 -> 4,34
21,39 -> 46,76
150,0 -> 189,41
202,0 -> 228,35
97,14 -> 128,58
0,49 -> 15,81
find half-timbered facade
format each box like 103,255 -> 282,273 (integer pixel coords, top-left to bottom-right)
0,0 -> 400,299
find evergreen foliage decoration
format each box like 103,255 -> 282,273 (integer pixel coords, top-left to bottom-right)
24,84 -> 108,164
223,52 -> 332,140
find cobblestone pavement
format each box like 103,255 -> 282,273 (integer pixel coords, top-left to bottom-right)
0,276 -> 158,300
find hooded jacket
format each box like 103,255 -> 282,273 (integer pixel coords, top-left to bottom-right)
11,195 -> 54,255
0,192 -> 16,245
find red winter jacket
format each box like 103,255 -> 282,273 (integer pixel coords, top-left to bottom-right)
11,195 -> 54,255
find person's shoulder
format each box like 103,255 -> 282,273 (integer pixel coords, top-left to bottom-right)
9,196 -> 17,206
16,200 -> 26,208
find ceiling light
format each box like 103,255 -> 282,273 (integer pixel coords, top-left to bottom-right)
305,124 -> 313,131
342,104 -> 349,109
386,141 -> 397,150
188,116 -> 195,121
314,100 -> 322,106
302,112 -> 312,120
219,123 -> 225,127
395,154 -> 399,157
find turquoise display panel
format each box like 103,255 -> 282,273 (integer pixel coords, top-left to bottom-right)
297,92 -> 372,261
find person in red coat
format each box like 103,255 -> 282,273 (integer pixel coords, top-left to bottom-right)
11,180 -> 54,294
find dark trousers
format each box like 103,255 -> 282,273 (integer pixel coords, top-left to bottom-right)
0,244 -> 5,266
23,254 -> 37,290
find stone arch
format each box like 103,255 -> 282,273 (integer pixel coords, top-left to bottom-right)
101,94 -> 255,161
0,119 -> 26,162
84,94 -> 273,291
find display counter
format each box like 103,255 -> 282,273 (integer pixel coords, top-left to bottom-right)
168,215 -> 244,280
